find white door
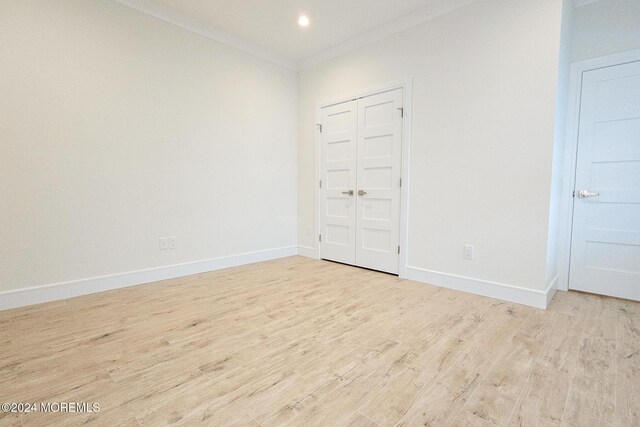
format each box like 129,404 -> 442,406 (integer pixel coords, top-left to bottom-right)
320,89 -> 403,274
356,89 -> 403,274
569,60 -> 640,301
319,100 -> 358,265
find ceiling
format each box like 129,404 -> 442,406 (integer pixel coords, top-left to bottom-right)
147,0 -> 439,59
115,0 -> 599,70
116,0 -> 479,69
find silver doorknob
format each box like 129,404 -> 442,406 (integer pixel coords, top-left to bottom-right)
358,190 -> 367,196
342,190 -> 354,196
578,190 -> 600,198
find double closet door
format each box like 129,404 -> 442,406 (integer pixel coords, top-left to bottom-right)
319,88 -> 403,274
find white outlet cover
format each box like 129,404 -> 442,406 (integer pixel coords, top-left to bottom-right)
159,238 -> 169,250
169,237 -> 177,249
464,245 -> 474,260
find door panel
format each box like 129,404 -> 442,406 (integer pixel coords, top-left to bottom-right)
356,89 -> 403,274
569,60 -> 640,301
320,101 -> 357,265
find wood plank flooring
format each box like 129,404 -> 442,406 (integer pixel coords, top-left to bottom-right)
0,256 -> 638,426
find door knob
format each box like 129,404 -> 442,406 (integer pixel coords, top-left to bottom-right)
342,190 -> 354,196
358,190 -> 367,196
578,190 -> 600,198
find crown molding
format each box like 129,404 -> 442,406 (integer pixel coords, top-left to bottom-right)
113,0 -> 299,71
298,0 -> 481,70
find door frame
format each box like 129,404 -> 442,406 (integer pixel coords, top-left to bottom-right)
312,79 -> 413,278
557,49 -> 640,291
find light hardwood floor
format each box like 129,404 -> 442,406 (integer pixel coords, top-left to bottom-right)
0,256 -> 638,426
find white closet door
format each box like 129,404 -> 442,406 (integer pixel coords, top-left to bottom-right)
355,88 -> 403,274
569,60 -> 640,301
319,100 -> 358,265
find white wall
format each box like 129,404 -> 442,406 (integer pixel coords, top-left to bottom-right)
298,0 -> 564,293
0,0 -> 298,294
571,0 -> 640,62
545,0 -> 575,287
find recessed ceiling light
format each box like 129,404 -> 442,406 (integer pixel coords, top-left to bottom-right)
298,15 -> 310,27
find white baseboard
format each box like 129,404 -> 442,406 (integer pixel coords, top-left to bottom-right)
545,275 -> 558,307
297,245 -> 318,259
405,266 -> 553,309
0,246 -> 298,311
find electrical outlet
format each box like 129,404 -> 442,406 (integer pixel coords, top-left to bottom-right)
464,245 -> 474,260
159,238 -> 169,250
169,236 -> 177,250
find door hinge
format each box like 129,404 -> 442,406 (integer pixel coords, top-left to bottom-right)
319,234 -> 322,242
319,179 -> 322,188
397,245 -> 400,254
400,178 -> 402,187
398,107 -> 404,118
572,190 -> 575,198
316,123 -> 323,133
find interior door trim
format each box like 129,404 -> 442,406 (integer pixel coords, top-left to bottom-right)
557,49 -> 640,292
311,79 -> 413,279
